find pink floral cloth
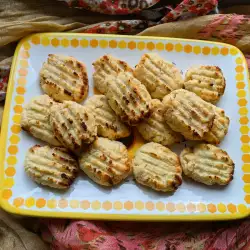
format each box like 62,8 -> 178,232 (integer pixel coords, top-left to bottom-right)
61,0 -> 217,17
0,65 -> 9,101
42,219 -> 250,249
63,0 -> 160,15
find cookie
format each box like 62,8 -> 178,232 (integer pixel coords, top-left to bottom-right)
25,145 -> 78,189
21,95 -> 61,146
93,54 -> 133,94
137,99 -> 183,146
79,137 -> 131,186
40,54 -> 88,102
184,65 -> 225,103
180,144 -> 234,185
134,53 -> 184,99
106,72 -> 151,126
50,101 -> 97,153
84,95 -> 130,139
204,105 -> 230,145
133,142 -> 182,192
163,89 -> 215,140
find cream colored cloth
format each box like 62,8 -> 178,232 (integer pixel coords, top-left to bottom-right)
0,0 -> 129,62
0,209 -> 48,250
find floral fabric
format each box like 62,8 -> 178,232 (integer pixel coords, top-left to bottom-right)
42,219 -> 250,249
62,0 -> 218,20
64,0 -> 160,15
0,65 -> 9,101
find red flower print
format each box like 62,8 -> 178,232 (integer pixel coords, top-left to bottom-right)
167,12 -> 174,18
116,8 -> 130,15
77,224 -> 108,242
109,26 -> 118,33
83,27 -> 97,33
78,0 -> 88,8
205,3 -> 214,9
97,28 -> 106,33
3,76 -> 8,83
198,9 -> 208,15
111,0 -> 119,9
189,6 -> 198,12
99,2 -> 107,10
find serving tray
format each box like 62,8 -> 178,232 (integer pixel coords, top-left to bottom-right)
0,33 -> 249,220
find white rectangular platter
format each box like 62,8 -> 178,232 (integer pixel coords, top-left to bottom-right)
0,33 -> 250,220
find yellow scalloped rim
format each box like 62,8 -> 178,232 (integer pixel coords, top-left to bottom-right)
0,33 -> 249,221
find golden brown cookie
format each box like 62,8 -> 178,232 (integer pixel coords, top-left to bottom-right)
180,144 -> 234,185
106,72 -> 152,126
163,89 -> 215,140
133,142 -> 182,192
184,65 -> 225,103
137,99 -> 183,146
79,137 -> 131,186
50,101 -> 97,153
84,95 -> 130,139
25,145 -> 78,189
134,53 -> 184,99
40,54 -> 88,102
21,95 -> 61,146
93,54 -> 133,94
204,105 -> 230,144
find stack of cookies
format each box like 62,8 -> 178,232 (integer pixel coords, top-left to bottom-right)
22,52 -> 234,193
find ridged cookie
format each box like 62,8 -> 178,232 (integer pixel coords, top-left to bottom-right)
21,95 -> 61,146
84,95 -> 130,139
40,54 -> 88,102
163,89 -> 215,140
134,53 -> 184,99
106,72 -> 152,126
137,99 -> 183,146
25,145 -> 78,189
79,137 -> 131,186
184,65 -> 225,103
204,105 -> 230,144
180,144 -> 234,185
50,101 -> 97,153
133,142 -> 182,192
93,54 -> 133,94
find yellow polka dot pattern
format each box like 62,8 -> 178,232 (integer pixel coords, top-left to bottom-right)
24,37 -> 242,59
29,38 -> 240,57
9,196 -> 250,214
2,36 -> 248,217
2,39 -> 30,205
235,56 -> 250,206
